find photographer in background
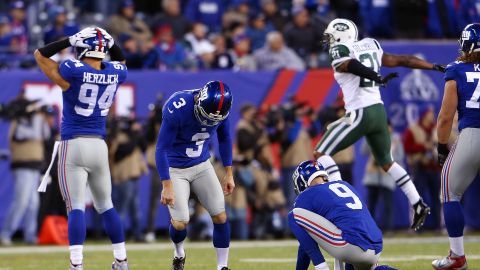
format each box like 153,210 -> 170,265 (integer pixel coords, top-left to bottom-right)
144,95 -> 164,242
110,116 -> 148,242
0,93 -> 50,245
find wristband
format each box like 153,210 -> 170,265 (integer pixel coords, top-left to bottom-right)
109,44 -> 126,62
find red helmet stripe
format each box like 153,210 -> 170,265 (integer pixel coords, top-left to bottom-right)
217,81 -> 225,113
96,28 -> 103,51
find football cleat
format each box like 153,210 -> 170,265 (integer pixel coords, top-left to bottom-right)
172,256 -> 186,270
112,259 -> 129,270
69,262 -> 83,270
432,251 -> 467,270
220,268 -> 231,270
411,199 -> 431,230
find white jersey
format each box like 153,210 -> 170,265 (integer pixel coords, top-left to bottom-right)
329,38 -> 384,112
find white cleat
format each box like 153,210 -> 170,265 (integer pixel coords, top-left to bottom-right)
112,259 -> 129,270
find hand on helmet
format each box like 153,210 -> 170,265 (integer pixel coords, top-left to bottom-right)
96,27 -> 114,49
69,27 -> 97,48
378,72 -> 399,87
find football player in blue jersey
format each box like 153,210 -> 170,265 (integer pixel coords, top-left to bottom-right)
432,23 -> 480,270
34,27 -> 130,270
289,160 -> 397,270
155,81 -> 234,270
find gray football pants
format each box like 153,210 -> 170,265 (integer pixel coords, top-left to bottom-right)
168,160 -> 225,222
441,128 -> 480,203
58,138 -> 113,213
292,208 -> 380,270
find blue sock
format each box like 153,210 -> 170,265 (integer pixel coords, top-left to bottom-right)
444,202 -> 465,237
169,224 -> 187,243
375,265 -> 398,270
213,222 -> 230,248
345,263 -> 355,270
101,208 -> 125,244
68,209 -> 86,245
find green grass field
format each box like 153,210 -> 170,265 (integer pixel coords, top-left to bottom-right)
0,236 -> 479,270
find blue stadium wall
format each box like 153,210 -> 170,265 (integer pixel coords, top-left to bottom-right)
1,41 -> 479,231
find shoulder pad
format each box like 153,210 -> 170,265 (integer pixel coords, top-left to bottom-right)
330,44 -> 351,60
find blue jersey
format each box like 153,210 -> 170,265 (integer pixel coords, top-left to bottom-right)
445,61 -> 480,131
58,59 -> 127,140
293,181 -> 383,254
155,90 -> 232,180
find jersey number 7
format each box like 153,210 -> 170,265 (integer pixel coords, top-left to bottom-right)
466,72 -> 480,109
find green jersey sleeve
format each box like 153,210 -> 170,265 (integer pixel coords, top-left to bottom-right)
329,44 -> 352,68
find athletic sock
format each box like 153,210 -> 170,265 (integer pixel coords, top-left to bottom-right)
213,222 -> 230,269
314,262 -> 329,270
386,162 -> 420,205
68,209 -> 86,245
444,202 -> 465,256
101,208 -> 125,244
112,242 -> 127,261
169,224 -> 187,258
317,155 -> 342,181
69,245 -> 83,266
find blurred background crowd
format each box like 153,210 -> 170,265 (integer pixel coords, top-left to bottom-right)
0,0 -> 479,70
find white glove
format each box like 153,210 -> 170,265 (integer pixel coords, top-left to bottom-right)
69,27 -> 97,48
96,27 -> 114,48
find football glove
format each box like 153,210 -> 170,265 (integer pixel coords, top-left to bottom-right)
69,27 -> 97,48
378,72 -> 399,87
433,63 -> 446,73
437,143 -> 449,167
96,27 -> 114,49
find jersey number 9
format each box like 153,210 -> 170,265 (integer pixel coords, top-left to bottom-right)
75,83 -> 117,117
329,183 -> 363,210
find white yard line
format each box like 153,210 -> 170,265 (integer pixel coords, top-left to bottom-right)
0,237 -> 479,255
241,255 -> 480,263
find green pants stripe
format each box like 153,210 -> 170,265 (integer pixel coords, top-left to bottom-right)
315,103 -> 393,166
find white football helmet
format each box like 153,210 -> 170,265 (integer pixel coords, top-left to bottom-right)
324,18 -> 358,46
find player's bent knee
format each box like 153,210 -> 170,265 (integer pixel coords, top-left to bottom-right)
94,200 -> 114,214
211,211 -> 227,224
171,219 -> 188,230
381,161 -> 394,172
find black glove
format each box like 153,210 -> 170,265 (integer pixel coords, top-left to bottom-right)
378,72 -> 399,87
433,63 -> 446,73
437,143 -> 449,167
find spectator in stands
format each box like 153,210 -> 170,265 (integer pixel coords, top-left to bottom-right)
260,0 -> 289,32
195,41 -> 216,69
184,23 -> 213,56
119,34 -> 144,69
223,0 -> 250,31
457,0 -> 480,32
211,34 -> 235,69
330,0 -> 360,25
283,6 -> 323,67
0,15 -> 14,57
184,0 -> 226,32
246,13 -> 274,51
107,0 -> 152,44
231,33 -> 257,71
403,105 -> 441,230
362,121 -> 401,233
8,1 -> 27,55
1,95 -> 50,245
359,0 -> 393,38
110,118 -> 148,242
253,31 -> 305,71
152,0 -> 190,40
426,0 -> 458,38
393,0 -> 427,39
43,6 -> 79,45
154,25 -> 188,70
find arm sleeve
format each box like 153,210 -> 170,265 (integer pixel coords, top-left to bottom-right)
217,117 -> 233,166
155,117 -> 178,180
288,211 -> 325,266
296,246 -> 311,270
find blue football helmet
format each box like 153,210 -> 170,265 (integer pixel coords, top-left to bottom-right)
194,81 -> 233,126
76,29 -> 110,59
293,160 -> 328,194
460,23 -> 480,54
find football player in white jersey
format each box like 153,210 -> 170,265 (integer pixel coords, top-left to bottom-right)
313,18 -> 446,230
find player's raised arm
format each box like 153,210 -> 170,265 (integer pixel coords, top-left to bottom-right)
217,117 -> 235,195
382,52 -> 446,72
34,27 -> 98,90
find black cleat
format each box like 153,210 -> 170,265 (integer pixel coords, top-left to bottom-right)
411,199 -> 431,231
220,268 -> 231,270
172,256 -> 186,270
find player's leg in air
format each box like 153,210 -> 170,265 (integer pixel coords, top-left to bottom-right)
59,139 -> 129,270
314,104 -> 430,230
167,162 -> 231,270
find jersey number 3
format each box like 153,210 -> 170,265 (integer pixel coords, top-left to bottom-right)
186,132 -> 210,158
75,83 -> 117,117
329,183 -> 363,210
